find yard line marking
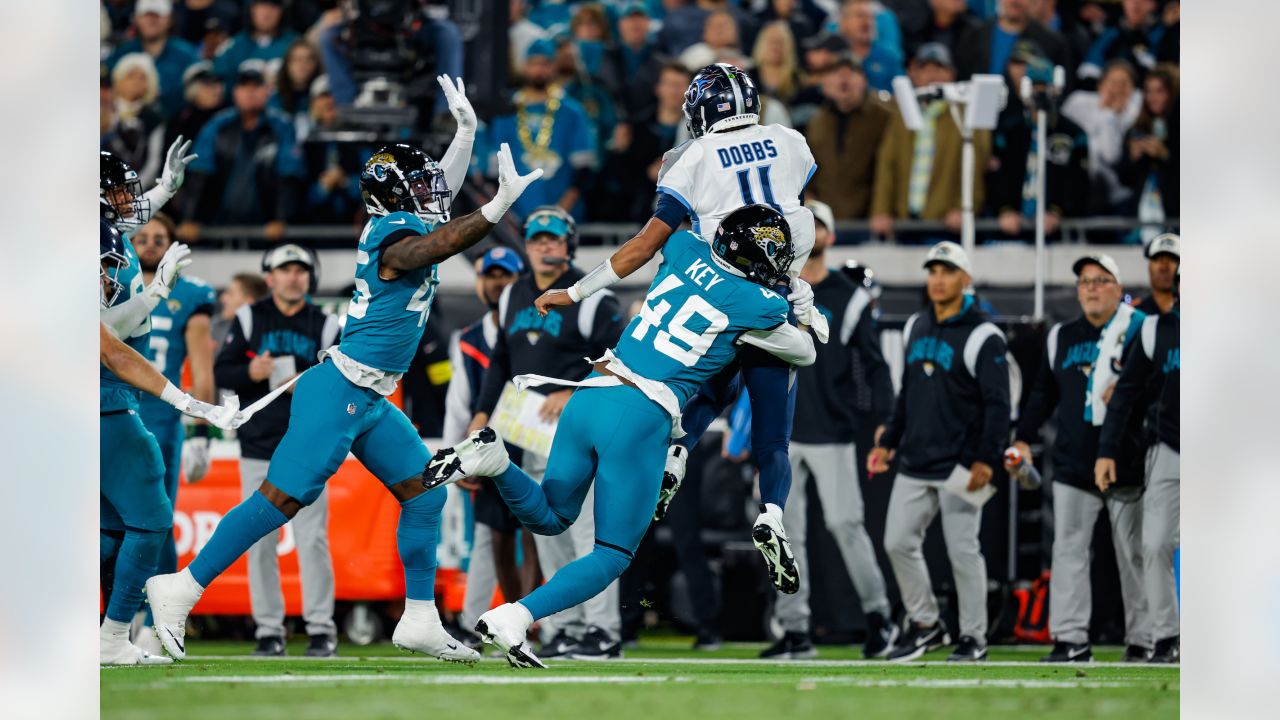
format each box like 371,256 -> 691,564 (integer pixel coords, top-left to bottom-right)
174,674 -> 679,685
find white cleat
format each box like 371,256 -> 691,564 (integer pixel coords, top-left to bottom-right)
133,625 -> 164,657
421,427 -> 511,491
753,507 -> 800,595
145,569 -> 204,660
100,626 -> 173,666
653,445 -> 688,523
476,603 -> 546,669
392,600 -> 481,664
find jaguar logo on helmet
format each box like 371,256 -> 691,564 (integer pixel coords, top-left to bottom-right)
751,226 -> 785,260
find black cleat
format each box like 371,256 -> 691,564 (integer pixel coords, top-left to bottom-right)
653,446 -> 687,523
1149,636 -> 1180,664
423,427 -> 503,491
568,626 -> 622,660
537,630 -> 579,659
251,636 -> 286,657
1122,644 -> 1154,663
886,622 -> 950,662
947,635 -> 989,662
305,634 -> 338,658
1041,641 -> 1092,663
863,612 -> 900,659
759,631 -> 818,660
752,513 -> 800,595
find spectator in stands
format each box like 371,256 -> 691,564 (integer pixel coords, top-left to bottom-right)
1061,59 -> 1142,214
1029,0 -> 1090,79
1078,0 -> 1166,85
106,0 -> 201,120
1119,64 -> 1178,223
213,0 -> 298,88
599,4 -> 664,122
481,39 -> 598,221
759,0 -> 820,62
270,39 -> 324,136
170,0 -> 241,47
556,31 -> 619,161
300,76 -> 367,226
215,244 -> 342,658
658,0 -> 711,56
166,61 -> 226,149
791,33 -> 852,131
752,21 -> 804,104
870,43 -> 990,239
1155,0 -> 1178,64
1134,232 -> 1179,316
903,0 -> 980,60
569,3 -> 612,80
805,54 -> 893,220
679,9 -> 743,70
955,0 -> 1068,86
211,272 -> 268,346
178,63 -> 304,242
510,0 -> 550,68
839,0 -> 905,92
987,46 -> 1090,239
195,16 -> 233,62
103,54 -> 167,188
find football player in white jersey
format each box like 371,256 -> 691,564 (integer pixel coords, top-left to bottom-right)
536,64 -> 827,595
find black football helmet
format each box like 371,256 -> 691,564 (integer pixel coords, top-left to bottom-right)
100,151 -> 149,228
100,218 -> 130,307
683,63 -> 760,138
523,205 -> 578,259
711,204 -> 794,287
360,144 -> 451,222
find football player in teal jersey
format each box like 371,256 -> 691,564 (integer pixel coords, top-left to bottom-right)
146,75 -> 545,664
423,205 -> 818,668
99,218 -> 244,666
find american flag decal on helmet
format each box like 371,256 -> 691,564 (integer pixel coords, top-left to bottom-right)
717,102 -> 731,111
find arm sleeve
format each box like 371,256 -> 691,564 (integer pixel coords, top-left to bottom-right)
213,308 -> 259,393
475,326 -> 512,416
440,333 -> 472,446
739,323 -> 817,367
99,291 -> 162,339
652,191 -> 689,229
1098,323 -> 1156,458
969,336 -> 1013,468
439,130 -> 474,208
1015,336 -> 1058,444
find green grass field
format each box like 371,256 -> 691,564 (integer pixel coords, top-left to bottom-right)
102,639 -> 1179,720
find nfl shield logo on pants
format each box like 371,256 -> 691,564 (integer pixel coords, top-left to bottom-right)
346,403 -> 357,415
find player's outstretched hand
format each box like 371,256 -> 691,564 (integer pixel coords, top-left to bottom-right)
535,288 -> 574,316
182,394 -> 248,431
481,144 -> 544,223
437,75 -> 476,136
160,135 -> 198,194
149,242 -> 192,299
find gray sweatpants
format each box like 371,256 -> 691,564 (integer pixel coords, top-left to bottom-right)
776,442 -> 890,633
239,458 -> 337,639
524,452 -> 621,642
1049,481 -> 1149,647
884,473 -> 988,639
460,520 -> 497,632
1145,443 -> 1180,642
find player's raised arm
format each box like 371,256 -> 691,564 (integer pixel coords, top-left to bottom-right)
740,323 -> 817,367
381,144 -> 542,272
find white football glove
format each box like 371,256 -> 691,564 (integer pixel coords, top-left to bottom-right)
145,242 -> 192,301
437,75 -> 476,138
178,394 -> 247,431
480,143 -> 544,223
158,135 -> 198,194
788,277 -> 830,344
182,436 -> 211,483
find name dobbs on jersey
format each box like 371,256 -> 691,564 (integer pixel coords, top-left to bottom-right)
716,139 -> 779,168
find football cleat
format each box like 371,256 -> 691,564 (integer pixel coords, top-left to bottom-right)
422,427 -> 511,491
568,625 -> 623,660
759,631 -> 818,660
252,636 -> 286,657
538,630 -> 579,659
752,509 -> 799,594
1122,644 -> 1154,663
100,627 -> 173,666
305,634 -> 338,658
946,635 -> 989,662
1041,641 -> 1093,663
863,611 -> 900,659
1149,636 -> 1179,664
653,445 -> 688,522
145,569 -> 204,660
886,621 -> 951,662
392,602 -> 480,664
476,603 -> 546,669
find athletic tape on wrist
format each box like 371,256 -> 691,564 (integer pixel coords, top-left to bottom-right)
574,259 -> 621,301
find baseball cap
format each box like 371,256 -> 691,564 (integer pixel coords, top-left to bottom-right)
923,241 -> 973,275
235,60 -> 268,86
481,246 -> 525,275
805,199 -> 835,234
913,42 -> 953,69
264,244 -> 316,272
1009,40 -> 1046,65
525,212 -> 572,241
1145,232 -> 1180,259
621,3 -> 649,17
803,32 -> 851,55
183,61 -> 218,86
526,38 -> 558,60
828,52 -> 864,74
135,0 -> 172,16
1072,253 -> 1122,284
309,73 -> 332,99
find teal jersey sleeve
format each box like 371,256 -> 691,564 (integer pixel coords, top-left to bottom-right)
339,213 -> 440,373
732,282 -> 790,332
100,234 -> 152,409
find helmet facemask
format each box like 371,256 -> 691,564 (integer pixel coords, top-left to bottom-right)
402,165 -> 452,223
100,251 -> 129,307
101,177 -> 151,229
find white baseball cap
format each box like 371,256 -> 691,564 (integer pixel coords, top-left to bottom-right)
805,199 -> 835,234
1072,252 -> 1122,284
135,0 -> 173,16
1145,232 -> 1180,259
923,241 -> 973,275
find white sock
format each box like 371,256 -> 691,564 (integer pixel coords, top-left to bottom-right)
404,598 -> 442,624
101,618 -> 130,639
761,503 -> 784,519
511,602 -> 534,625
179,567 -> 205,594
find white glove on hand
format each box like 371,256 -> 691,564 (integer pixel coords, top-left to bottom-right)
182,437 -> 211,483
480,143 -> 544,223
788,277 -> 830,344
159,135 -> 198,194
179,394 -> 247,431
146,242 -> 192,300
437,75 -> 476,138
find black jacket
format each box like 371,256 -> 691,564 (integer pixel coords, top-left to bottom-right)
1016,311 -> 1148,490
792,273 -> 893,444
1100,308 -> 1179,456
476,269 -> 626,416
215,298 -> 341,460
988,110 -> 1091,220
880,297 -> 1011,479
